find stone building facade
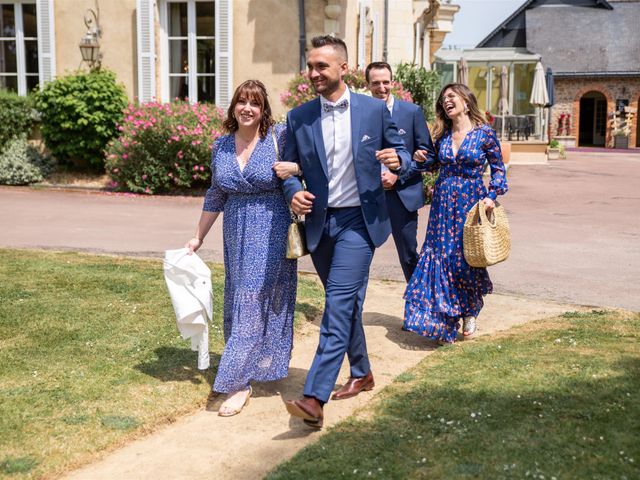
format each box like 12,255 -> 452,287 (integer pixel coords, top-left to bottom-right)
478,0 -> 640,148
1,0 -> 459,115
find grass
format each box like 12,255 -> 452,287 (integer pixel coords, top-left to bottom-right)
267,310 -> 640,480
0,249 -> 324,479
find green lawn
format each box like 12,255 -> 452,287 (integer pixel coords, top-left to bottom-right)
268,310 -> 640,480
0,249 -> 324,479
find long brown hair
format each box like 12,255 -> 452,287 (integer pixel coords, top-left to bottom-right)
432,83 -> 487,142
223,79 -> 275,138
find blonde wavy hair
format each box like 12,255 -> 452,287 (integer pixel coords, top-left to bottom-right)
432,83 -> 488,143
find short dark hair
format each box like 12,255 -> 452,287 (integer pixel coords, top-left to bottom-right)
365,62 -> 393,82
310,35 -> 348,62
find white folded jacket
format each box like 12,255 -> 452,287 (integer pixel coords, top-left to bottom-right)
163,248 -> 212,370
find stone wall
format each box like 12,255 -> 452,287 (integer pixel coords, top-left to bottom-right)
551,76 -> 640,148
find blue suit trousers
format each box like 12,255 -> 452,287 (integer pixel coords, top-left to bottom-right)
304,207 -> 374,403
386,189 -> 419,282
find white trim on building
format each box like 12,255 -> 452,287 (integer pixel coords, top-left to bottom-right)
156,0 -> 231,106
0,0 -> 51,94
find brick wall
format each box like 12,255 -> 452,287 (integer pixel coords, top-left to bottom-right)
551,77 -> 640,148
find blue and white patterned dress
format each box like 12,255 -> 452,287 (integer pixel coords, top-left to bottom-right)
403,124 -> 508,343
203,124 -> 297,393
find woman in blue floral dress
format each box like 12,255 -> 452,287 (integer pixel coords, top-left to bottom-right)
404,83 -> 508,344
186,80 -> 301,416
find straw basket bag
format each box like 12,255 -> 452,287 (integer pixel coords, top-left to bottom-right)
463,200 -> 510,267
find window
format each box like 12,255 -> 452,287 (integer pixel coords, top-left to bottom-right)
434,62 -> 454,90
161,0 -> 216,103
468,65 -> 488,111
0,1 -> 38,94
513,63 -> 535,115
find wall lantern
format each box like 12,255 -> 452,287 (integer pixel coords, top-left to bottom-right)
79,9 -> 101,69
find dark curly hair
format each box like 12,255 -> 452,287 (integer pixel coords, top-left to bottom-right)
223,79 -> 275,138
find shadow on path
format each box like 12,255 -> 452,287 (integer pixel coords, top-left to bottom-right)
135,346 -> 218,387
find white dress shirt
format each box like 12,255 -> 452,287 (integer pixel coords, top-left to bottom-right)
320,88 -> 360,208
386,95 -> 395,115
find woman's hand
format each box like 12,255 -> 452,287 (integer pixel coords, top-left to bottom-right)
273,161 -> 301,180
185,237 -> 203,255
413,149 -> 428,163
482,197 -> 495,214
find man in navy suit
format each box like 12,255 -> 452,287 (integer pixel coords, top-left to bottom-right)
365,62 -> 436,282
283,36 -> 411,428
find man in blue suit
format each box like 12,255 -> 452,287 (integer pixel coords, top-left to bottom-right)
365,62 -> 436,282
283,36 -> 411,428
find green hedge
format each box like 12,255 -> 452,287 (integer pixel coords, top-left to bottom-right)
35,70 -> 128,170
394,63 -> 441,123
0,90 -> 36,150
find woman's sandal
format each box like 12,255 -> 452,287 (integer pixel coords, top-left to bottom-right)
218,386 -> 252,417
463,316 -> 477,337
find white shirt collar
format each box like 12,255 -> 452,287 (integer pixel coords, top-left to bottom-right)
386,95 -> 395,114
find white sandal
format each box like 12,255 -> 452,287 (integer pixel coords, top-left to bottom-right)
463,316 -> 477,337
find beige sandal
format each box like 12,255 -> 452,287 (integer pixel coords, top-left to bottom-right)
218,386 -> 252,417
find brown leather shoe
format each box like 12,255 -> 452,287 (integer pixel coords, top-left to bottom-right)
331,371 -> 375,400
285,396 -> 323,429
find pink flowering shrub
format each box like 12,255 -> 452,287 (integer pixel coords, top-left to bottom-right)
105,101 -> 224,194
280,68 -> 412,109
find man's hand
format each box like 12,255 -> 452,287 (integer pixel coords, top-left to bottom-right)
381,171 -> 398,189
413,149 -> 428,163
291,191 -> 315,216
272,161 -> 301,180
375,148 -> 400,171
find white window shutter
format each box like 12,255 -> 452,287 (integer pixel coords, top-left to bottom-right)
136,0 -> 156,102
36,0 -> 56,88
215,0 -> 232,108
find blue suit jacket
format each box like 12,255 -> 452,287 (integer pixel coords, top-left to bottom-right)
283,91 -> 411,252
390,98 -> 436,212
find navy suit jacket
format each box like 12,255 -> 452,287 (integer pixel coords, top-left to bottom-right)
283,91 -> 411,252
390,98 -> 436,212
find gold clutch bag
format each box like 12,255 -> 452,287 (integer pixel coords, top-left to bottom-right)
286,214 -> 309,259
272,128 -> 308,259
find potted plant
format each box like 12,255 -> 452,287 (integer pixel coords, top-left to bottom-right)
613,130 -> 629,149
547,138 -> 561,160
609,110 -> 633,149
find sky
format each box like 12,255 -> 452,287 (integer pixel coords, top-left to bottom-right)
442,0 -> 528,49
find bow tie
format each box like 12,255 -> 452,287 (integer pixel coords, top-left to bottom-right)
322,99 -> 349,113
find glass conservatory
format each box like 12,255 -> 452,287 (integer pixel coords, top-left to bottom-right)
434,48 -> 543,141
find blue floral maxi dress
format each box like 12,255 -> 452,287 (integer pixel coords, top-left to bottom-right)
203,124 -> 297,393
403,124 -> 508,343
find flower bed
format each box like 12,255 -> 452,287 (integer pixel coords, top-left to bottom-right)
106,101 -> 224,194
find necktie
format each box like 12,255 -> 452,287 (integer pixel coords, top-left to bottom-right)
322,99 -> 349,113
